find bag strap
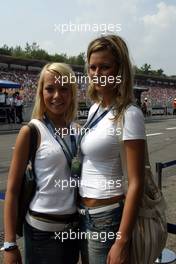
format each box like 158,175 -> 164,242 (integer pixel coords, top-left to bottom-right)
27,123 -> 38,173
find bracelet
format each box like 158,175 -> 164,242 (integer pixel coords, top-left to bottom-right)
0,242 -> 17,251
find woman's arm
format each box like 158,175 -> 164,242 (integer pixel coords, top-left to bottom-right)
3,125 -> 32,264
4,125 -> 31,242
117,139 -> 145,242
107,139 -> 145,264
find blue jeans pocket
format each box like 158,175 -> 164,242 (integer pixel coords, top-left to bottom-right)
90,206 -> 123,232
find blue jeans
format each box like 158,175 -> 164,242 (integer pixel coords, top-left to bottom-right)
79,202 -> 124,264
24,220 -> 79,264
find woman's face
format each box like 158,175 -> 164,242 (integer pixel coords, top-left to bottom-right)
42,71 -> 72,120
88,50 -> 118,95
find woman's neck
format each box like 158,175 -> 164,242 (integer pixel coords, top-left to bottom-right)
45,112 -> 67,128
99,88 -> 115,108
101,95 -> 113,108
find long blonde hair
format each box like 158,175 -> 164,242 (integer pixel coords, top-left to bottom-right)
32,63 -> 78,123
87,35 -> 134,120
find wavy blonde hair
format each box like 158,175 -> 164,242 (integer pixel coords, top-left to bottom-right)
87,35 -> 134,120
32,63 -> 78,123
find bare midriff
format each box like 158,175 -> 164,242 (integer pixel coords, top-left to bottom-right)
80,194 -> 125,207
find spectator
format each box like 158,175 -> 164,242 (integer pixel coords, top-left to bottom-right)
0,88 -> 6,106
173,98 -> 176,115
4,92 -> 15,123
141,98 -> 148,117
14,92 -> 24,123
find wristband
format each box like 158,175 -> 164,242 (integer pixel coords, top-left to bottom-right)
0,242 -> 17,251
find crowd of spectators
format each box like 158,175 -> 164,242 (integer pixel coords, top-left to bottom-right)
0,89 -> 24,123
141,86 -> 176,108
0,68 -> 176,109
0,69 -> 38,104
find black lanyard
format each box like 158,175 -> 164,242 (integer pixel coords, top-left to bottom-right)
43,114 -> 77,168
78,104 -> 113,144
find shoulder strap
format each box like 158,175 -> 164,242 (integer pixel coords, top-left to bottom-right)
27,123 -> 38,171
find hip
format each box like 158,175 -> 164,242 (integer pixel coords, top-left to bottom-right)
80,194 -> 125,207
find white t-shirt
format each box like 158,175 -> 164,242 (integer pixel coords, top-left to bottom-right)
79,103 -> 146,199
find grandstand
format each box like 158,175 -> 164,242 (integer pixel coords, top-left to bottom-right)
134,74 -> 176,114
0,55 -> 176,113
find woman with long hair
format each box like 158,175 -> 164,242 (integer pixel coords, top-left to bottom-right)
78,35 -> 146,264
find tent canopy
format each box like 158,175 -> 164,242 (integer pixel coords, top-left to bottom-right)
0,79 -> 21,89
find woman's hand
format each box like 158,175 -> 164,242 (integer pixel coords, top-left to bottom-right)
4,248 -> 22,264
106,241 -> 130,264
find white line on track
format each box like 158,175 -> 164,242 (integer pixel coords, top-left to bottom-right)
146,133 -> 163,137
166,127 -> 176,130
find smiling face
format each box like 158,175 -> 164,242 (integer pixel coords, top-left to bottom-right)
88,50 -> 118,96
42,71 -> 72,123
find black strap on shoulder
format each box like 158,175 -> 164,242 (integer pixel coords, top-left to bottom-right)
27,123 -> 38,170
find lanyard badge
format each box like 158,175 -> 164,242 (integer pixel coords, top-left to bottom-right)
71,151 -> 82,179
43,113 -> 81,179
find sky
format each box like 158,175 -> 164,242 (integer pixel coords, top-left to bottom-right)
1,0 -> 176,76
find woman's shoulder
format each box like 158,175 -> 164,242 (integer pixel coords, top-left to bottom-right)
125,104 -> 142,113
18,124 -> 31,137
122,104 -> 146,140
28,119 -> 45,137
124,104 -> 143,120
87,103 -> 100,119
29,118 -> 47,130
89,103 -> 99,113
29,118 -> 43,125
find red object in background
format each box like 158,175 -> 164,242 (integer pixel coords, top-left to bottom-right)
173,99 -> 176,109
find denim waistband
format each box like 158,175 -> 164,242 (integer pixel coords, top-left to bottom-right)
78,201 -> 123,215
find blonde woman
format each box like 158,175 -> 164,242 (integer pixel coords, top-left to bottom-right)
3,63 -> 79,264
78,35 -> 146,264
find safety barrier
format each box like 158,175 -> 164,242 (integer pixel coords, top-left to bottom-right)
155,160 -> 176,263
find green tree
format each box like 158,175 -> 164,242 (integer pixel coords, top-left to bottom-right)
140,63 -> 151,74
0,44 -> 12,55
50,53 -> 68,62
12,45 -> 24,57
133,65 -> 142,74
67,56 -> 77,65
76,52 -> 85,65
157,68 -> 164,76
24,42 -> 32,57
